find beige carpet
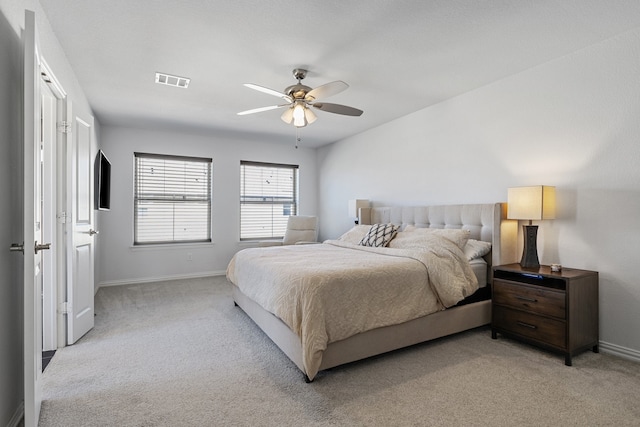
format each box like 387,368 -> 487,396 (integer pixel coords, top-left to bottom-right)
39,276 -> 640,426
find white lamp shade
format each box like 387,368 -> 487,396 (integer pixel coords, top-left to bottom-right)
348,199 -> 369,218
304,107 -> 317,124
507,186 -> 556,220
293,104 -> 306,127
281,104 -> 316,127
281,107 -> 294,124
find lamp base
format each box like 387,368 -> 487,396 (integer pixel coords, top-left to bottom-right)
520,224 -> 540,269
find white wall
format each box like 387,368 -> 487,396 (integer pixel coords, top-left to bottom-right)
97,125 -> 317,285
318,28 -> 640,357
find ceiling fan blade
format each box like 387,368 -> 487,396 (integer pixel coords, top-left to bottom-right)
237,105 -> 287,116
305,81 -> 348,101
244,83 -> 292,102
312,102 -> 363,116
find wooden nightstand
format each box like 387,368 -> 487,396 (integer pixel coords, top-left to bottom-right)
491,263 -> 599,365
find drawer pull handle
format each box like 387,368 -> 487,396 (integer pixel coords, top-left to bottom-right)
515,295 -> 537,303
517,321 -> 537,330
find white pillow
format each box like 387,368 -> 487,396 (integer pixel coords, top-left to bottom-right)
402,226 -> 470,249
337,225 -> 372,245
463,239 -> 492,260
359,223 -> 399,247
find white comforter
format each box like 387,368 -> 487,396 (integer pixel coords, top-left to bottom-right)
226,235 -> 478,380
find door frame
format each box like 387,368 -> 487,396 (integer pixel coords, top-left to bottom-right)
40,58 -> 67,352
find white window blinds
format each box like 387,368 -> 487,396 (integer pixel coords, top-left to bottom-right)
134,153 -> 212,245
240,161 -> 298,240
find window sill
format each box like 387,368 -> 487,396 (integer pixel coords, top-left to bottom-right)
130,242 -> 215,251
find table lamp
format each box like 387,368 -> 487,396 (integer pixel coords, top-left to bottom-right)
348,199 -> 369,224
507,186 -> 556,269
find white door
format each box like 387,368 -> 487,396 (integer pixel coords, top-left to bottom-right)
66,102 -> 96,344
22,10 -> 46,427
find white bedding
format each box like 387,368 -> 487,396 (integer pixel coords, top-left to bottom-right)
226,234 -> 478,380
469,258 -> 488,287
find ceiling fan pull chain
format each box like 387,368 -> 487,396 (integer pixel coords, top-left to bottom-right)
295,128 -> 301,149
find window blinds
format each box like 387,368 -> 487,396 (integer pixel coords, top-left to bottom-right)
240,161 -> 298,240
134,153 -> 212,244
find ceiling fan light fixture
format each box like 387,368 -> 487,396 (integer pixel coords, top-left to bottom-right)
304,107 -> 317,124
293,103 -> 307,127
281,107 -> 294,124
240,68 -> 363,130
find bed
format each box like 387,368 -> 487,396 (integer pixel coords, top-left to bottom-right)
227,203 -> 517,381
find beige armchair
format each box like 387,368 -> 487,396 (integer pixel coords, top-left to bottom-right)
259,215 -> 318,246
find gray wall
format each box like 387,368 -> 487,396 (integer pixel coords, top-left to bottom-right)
318,27 -> 640,358
0,0 -> 98,424
97,125 -> 317,285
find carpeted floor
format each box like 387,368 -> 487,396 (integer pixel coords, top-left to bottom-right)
39,276 -> 640,426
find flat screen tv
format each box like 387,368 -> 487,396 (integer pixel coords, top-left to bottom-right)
95,149 -> 111,210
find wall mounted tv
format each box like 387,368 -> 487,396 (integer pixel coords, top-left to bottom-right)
95,149 -> 111,210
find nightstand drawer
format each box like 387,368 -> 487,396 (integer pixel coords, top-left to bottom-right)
493,280 -> 565,319
493,306 -> 566,349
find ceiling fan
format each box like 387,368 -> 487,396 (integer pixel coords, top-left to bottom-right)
237,68 -> 363,128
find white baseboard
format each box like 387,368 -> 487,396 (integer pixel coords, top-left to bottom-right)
96,270 -> 226,292
7,402 -> 23,427
599,340 -> 640,363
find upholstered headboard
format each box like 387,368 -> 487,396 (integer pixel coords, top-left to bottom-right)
359,203 -> 517,278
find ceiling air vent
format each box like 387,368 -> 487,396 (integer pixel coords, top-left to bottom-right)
155,72 -> 190,89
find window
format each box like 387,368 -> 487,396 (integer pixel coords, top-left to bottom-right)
240,161 -> 299,240
134,152 -> 212,245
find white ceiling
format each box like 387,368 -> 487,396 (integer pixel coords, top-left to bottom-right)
38,0 -> 640,148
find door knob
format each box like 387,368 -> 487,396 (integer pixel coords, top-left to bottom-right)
9,243 -> 24,253
88,229 -> 99,235
35,241 -> 51,254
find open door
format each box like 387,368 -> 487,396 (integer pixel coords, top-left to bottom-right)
21,10 -> 46,427
65,101 -> 96,344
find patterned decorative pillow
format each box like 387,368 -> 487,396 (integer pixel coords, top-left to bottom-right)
359,223 -> 400,247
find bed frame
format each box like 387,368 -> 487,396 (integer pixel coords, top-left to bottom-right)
232,203 -> 517,381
